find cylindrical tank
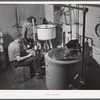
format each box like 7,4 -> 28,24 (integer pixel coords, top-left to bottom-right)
36,24 -> 56,40
45,48 -> 82,89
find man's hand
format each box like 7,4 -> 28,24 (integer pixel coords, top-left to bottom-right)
26,49 -> 33,53
27,53 -> 33,57
30,50 -> 35,56
27,50 -> 36,57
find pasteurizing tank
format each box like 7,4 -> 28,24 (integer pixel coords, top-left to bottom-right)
45,48 -> 82,89
36,24 -> 56,40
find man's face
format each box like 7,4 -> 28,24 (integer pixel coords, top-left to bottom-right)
27,20 -> 37,28
27,22 -> 33,28
18,36 -> 23,44
26,28 -> 34,40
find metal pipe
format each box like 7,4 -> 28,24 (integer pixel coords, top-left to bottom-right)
82,10 -> 86,81
76,4 -> 79,39
53,4 -> 88,12
69,5 -> 72,40
15,4 -> 19,33
83,4 -> 100,8
32,19 -> 35,41
62,31 -> 66,48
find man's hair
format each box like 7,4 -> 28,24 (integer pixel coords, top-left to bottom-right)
27,16 -> 36,23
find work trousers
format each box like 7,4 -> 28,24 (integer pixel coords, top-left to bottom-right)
11,56 -> 41,78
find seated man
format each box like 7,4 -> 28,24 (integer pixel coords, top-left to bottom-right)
8,33 -> 45,79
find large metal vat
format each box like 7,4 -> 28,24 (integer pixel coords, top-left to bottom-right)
36,24 -> 56,40
45,48 -> 82,89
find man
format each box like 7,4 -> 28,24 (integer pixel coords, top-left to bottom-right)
21,16 -> 36,39
8,33 -> 45,79
22,16 -> 41,50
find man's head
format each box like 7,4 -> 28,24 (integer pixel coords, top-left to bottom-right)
14,32 -> 23,43
27,16 -> 37,26
27,16 -> 36,23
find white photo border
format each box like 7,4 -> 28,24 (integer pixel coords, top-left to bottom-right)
0,1 -> 100,99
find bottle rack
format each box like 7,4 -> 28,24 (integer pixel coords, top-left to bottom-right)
0,28 -> 6,70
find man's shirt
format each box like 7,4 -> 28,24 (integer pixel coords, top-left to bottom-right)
8,40 -> 20,62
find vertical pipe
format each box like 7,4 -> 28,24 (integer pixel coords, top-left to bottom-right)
32,19 -> 37,49
76,4 -> 79,39
82,10 -> 86,81
16,4 -> 21,33
15,4 -> 19,33
49,40 -> 53,49
62,31 -> 66,48
45,40 -> 48,52
32,19 -> 35,41
69,5 -> 72,40
78,5 -> 79,38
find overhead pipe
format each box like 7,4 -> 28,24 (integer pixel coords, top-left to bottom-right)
53,4 -> 88,12
83,4 -> 100,8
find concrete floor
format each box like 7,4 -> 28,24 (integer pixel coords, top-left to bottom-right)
0,55 -> 100,90
0,66 -> 47,90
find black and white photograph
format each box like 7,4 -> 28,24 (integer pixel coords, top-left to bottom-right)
0,2 -> 100,94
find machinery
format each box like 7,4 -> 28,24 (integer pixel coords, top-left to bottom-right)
33,4 -> 88,89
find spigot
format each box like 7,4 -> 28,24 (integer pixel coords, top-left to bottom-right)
80,78 -> 85,85
68,84 -> 74,89
67,84 -> 78,90
73,74 -> 79,80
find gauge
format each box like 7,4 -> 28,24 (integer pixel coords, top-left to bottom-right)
95,23 -> 100,38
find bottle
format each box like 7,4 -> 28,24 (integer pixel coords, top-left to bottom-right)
0,28 -> 4,52
0,45 -> 4,52
0,38 -> 3,44
0,28 -> 2,37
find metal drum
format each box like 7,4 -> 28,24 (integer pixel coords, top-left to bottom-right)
36,24 -> 56,40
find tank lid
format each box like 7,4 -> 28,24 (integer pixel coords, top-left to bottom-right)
48,48 -> 81,61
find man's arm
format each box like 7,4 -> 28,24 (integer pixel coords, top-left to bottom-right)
16,53 -> 33,62
15,44 -> 33,62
